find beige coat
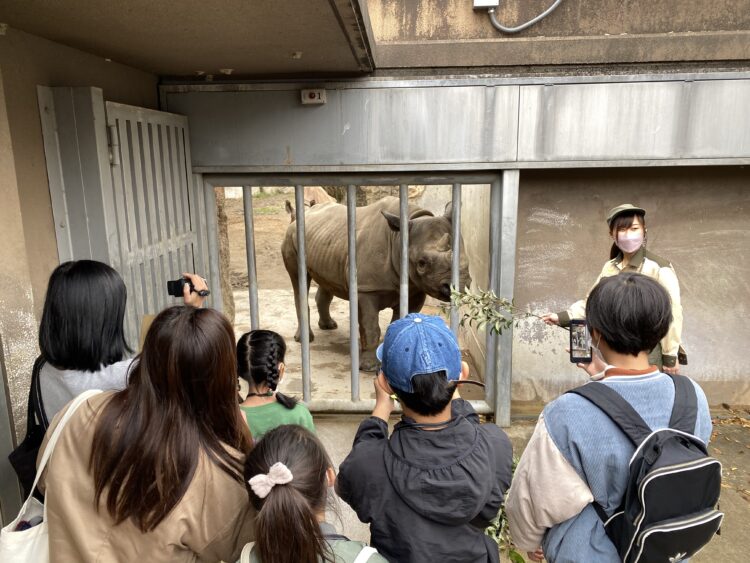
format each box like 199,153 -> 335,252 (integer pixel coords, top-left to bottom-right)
556,247 -> 683,366
37,392 -> 255,563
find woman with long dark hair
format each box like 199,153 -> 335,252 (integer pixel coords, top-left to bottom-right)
541,204 -> 684,373
237,330 -> 314,439
37,306 -> 254,562
240,425 -> 386,563
37,260 -> 207,423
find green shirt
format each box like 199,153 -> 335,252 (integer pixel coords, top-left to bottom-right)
240,400 -> 315,440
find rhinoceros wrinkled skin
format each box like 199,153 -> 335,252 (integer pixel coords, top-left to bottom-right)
281,196 -> 471,371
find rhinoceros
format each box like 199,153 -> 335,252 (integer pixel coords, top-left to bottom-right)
281,196 -> 471,371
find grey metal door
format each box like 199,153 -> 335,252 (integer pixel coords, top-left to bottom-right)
106,103 -> 210,345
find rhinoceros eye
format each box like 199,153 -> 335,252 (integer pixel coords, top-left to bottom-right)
417,258 -> 428,270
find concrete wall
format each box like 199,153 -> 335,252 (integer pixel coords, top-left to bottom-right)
461,166 -> 750,409
0,27 -> 158,319
367,0 -> 750,68
0,28 -> 158,437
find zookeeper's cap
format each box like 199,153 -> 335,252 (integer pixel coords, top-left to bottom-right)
376,313 -> 462,393
606,203 -> 646,226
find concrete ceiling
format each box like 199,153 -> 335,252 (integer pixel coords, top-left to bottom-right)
0,0 -> 374,77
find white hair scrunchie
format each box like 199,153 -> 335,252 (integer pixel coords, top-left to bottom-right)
248,462 -> 294,499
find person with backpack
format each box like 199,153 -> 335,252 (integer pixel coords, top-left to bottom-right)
336,313 -> 513,563
506,273 -> 718,563
240,424 -> 387,563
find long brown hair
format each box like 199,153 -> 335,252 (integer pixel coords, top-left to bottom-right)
245,425 -> 334,563
90,306 -> 252,532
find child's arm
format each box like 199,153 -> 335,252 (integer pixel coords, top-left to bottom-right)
372,376 -> 395,422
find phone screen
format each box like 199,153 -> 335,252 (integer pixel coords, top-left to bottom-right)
570,321 -> 592,363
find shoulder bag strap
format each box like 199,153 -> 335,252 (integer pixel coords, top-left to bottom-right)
667,374 -> 698,434
29,389 -> 102,498
567,382 -> 652,446
352,546 -> 378,563
239,542 -> 255,563
31,356 -> 49,430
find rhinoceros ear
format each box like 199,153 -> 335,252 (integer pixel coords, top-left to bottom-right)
444,201 -> 454,223
381,211 -> 402,232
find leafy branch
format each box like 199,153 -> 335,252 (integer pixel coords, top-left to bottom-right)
446,287 -> 535,335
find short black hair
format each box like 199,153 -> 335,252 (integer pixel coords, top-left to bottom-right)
392,371 -> 456,416
39,260 -> 131,371
586,272 -> 671,357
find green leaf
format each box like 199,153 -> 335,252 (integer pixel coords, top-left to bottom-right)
508,550 -> 526,563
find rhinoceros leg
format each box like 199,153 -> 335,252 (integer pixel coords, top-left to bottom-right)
358,294 -> 382,372
315,287 -> 338,330
290,271 -> 315,343
388,292 -> 427,324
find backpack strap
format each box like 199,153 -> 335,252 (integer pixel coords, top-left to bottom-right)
567,382 -> 652,446
667,374 -> 698,434
352,546 -> 378,563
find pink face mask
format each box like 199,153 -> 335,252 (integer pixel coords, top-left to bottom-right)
616,231 -> 644,253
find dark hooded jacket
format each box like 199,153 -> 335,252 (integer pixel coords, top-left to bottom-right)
336,399 -> 513,563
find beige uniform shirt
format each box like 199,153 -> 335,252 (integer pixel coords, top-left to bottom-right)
38,392 -> 255,563
556,247 -> 683,366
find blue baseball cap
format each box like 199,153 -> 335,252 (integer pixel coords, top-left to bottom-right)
376,313 -> 462,393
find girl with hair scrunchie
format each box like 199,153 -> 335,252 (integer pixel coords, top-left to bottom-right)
237,330 -> 315,440
239,425 -> 387,563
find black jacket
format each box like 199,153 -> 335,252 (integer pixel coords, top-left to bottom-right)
336,399 -> 513,563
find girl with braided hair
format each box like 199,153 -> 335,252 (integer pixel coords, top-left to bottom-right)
238,330 -> 315,439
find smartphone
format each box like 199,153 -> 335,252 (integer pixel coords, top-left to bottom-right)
569,319 -> 592,363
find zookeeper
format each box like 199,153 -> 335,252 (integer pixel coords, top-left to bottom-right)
541,203 -> 686,375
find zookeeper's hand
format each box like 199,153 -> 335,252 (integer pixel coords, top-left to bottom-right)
182,272 -> 209,308
663,365 -> 680,375
541,313 -> 559,326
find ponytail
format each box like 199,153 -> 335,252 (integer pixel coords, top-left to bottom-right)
245,426 -> 335,563
255,484 -> 331,563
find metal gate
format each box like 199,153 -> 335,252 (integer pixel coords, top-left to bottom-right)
201,172 -> 519,425
106,103 -> 212,344
38,87 -> 213,349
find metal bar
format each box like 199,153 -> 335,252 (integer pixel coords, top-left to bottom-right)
204,181 -> 223,312
146,123 -> 170,312
243,186 -> 260,330
116,118 -> 146,339
106,117 -> 137,344
347,184 -> 360,401
160,71 -> 750,93
141,121 -> 167,314
399,183 -> 409,318
170,125 -> 189,274
450,183 -> 462,334
484,178 -> 502,410
304,398 -> 493,415
294,185 -> 312,402
204,173 -> 498,188
494,170 -> 520,427
159,124 -> 180,280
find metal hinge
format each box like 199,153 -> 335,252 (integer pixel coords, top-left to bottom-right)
107,125 -> 120,166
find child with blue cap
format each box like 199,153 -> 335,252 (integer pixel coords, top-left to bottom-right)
336,313 -> 513,563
